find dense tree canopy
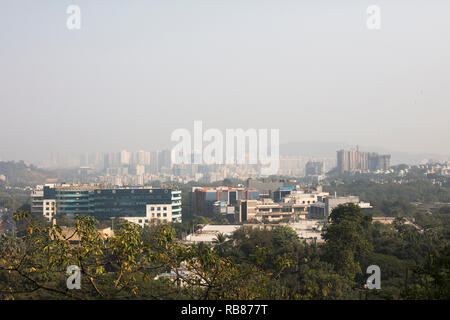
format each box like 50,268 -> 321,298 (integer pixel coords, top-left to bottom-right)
1,203 -> 449,300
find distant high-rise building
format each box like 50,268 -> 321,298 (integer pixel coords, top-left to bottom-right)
135,164 -> 145,176
120,150 -> 131,165
305,161 -> 325,176
369,154 -> 391,171
158,149 -> 172,171
80,154 -> 88,167
88,152 -> 104,169
79,167 -> 90,183
149,150 -> 159,174
103,153 -> 110,169
337,147 -> 390,173
104,152 -> 121,168
134,150 -> 150,165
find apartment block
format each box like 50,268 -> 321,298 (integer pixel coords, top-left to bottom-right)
337,147 -> 391,174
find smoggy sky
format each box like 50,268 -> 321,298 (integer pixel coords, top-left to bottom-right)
1,0 -> 449,163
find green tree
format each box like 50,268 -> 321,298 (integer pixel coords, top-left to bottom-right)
403,246 -> 450,299
322,204 -> 373,282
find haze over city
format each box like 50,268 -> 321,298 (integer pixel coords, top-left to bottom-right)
2,0 -> 450,306
1,0 -> 450,164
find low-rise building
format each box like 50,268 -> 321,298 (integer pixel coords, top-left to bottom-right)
31,184 -> 182,224
308,195 -> 372,219
31,185 -> 45,216
235,187 -> 330,222
184,225 -> 241,243
184,221 -> 324,244
192,186 -> 258,217
51,224 -> 114,245
123,204 -> 174,227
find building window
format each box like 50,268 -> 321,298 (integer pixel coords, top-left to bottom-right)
163,207 -> 167,211
163,213 -> 167,217
157,207 -> 161,210
157,213 -> 161,217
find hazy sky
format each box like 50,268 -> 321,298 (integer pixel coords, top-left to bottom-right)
1,0 -> 449,163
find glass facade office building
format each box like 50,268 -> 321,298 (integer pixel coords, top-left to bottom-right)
43,185 -> 182,222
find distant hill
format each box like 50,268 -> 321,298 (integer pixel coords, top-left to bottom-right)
0,161 -> 50,186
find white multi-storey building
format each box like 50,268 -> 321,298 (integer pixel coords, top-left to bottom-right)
42,199 -> 56,221
124,204 -> 173,227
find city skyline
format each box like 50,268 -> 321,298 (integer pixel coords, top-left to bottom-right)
1,140 -> 447,169
1,1 -> 450,163
1,1 -> 450,304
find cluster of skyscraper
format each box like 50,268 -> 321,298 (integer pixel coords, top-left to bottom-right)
336,147 -> 391,174
83,150 -> 172,174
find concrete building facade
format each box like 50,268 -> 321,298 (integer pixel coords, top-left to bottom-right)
337,147 -> 391,174
31,184 -> 182,224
